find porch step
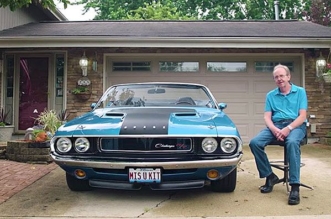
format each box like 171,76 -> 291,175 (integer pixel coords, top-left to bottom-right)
0,143 -> 6,159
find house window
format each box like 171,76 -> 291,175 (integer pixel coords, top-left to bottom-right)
255,62 -> 294,72
56,55 -> 64,97
207,62 -> 247,72
112,62 -> 151,71
6,56 -> 14,98
4,55 -> 14,125
159,61 -> 199,72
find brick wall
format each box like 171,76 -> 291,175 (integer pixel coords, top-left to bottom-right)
67,49 -> 104,119
6,141 -> 52,163
304,49 -> 331,139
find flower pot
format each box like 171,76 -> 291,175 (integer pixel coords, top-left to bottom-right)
0,126 -> 14,142
322,74 -> 331,83
74,92 -> 91,101
6,140 -> 52,163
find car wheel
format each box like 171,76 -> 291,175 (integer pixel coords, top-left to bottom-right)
66,173 -> 92,191
210,168 -> 237,192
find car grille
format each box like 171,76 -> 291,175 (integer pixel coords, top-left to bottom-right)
100,137 -> 192,152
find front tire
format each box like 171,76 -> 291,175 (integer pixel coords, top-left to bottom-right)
66,173 -> 92,191
210,168 -> 237,192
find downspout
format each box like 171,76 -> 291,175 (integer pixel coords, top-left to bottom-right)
274,0 -> 279,20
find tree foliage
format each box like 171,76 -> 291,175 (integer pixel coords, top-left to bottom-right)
302,0 -> 331,26
0,0 -> 70,11
127,1 -> 195,20
0,0 -> 330,26
75,0 -> 309,20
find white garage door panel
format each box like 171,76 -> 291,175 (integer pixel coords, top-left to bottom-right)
234,124 -> 249,136
254,103 -> 266,114
232,120 -> 251,143
214,95 -> 250,105
206,80 -> 249,93
254,124 -> 268,135
107,56 -> 302,144
222,102 -> 249,115
253,81 -> 276,96
109,76 -> 203,85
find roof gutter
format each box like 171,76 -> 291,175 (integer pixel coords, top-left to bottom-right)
48,8 -> 68,21
35,2 -> 68,21
0,37 -> 330,48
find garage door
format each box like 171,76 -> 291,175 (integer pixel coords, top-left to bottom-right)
105,54 -> 302,144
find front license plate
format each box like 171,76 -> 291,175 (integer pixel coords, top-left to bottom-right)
128,168 -> 161,183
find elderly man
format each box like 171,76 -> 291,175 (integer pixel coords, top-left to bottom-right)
249,64 -> 307,205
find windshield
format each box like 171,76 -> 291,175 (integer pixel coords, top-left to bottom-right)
94,83 -> 217,109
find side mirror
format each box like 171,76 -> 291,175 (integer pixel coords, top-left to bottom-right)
218,103 -> 227,111
90,103 -> 96,110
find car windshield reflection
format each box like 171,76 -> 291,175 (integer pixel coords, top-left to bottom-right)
95,83 -> 217,109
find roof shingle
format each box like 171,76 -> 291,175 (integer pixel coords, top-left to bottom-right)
1,20 -> 331,38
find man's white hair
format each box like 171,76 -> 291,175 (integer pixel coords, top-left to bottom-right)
273,64 -> 290,75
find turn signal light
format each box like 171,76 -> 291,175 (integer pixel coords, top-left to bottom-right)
75,169 -> 86,178
207,169 -> 220,180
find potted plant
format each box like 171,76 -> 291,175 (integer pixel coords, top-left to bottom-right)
58,109 -> 70,124
72,86 -> 89,94
34,109 -> 61,136
72,86 -> 91,101
322,63 -> 331,83
322,52 -> 331,83
26,109 -> 62,147
0,107 -> 14,142
6,109 -> 64,163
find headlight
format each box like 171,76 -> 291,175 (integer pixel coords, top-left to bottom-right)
201,137 -> 218,153
74,138 -> 90,153
220,138 -> 237,153
56,137 -> 72,153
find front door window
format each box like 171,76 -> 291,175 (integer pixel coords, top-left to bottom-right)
19,57 -> 48,131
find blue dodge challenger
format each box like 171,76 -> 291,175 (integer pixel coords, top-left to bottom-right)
50,82 -> 243,192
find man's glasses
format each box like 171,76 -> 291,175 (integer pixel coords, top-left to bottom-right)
273,74 -> 288,80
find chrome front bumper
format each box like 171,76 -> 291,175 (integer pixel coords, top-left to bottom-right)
51,153 -> 243,170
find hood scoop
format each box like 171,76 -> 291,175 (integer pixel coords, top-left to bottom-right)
174,112 -> 198,117
104,112 -> 125,118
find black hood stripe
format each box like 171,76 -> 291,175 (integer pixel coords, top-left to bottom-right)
115,108 -> 195,135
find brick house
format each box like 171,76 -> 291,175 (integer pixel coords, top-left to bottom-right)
0,4 -> 331,144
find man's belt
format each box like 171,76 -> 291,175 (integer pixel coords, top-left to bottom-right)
276,119 -> 294,123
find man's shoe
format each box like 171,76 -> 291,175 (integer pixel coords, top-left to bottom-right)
260,173 -> 279,193
288,190 -> 300,205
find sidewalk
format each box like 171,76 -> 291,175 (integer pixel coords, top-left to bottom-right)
0,159 -> 57,204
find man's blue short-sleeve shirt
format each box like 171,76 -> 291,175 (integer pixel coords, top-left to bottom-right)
265,84 -> 308,122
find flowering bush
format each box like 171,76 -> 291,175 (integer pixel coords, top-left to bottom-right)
32,129 -> 49,142
325,63 -> 331,75
322,61 -> 331,83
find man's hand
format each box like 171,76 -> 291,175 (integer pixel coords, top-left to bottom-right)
273,127 -> 291,141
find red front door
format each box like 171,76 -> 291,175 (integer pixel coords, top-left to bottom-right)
19,57 -> 49,131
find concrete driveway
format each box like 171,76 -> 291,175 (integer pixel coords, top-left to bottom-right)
0,144 -> 331,219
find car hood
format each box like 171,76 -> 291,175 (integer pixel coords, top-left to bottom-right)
55,107 -> 239,137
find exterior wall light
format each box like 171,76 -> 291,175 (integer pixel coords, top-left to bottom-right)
92,52 -> 97,72
316,52 -> 326,77
79,51 -> 88,76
